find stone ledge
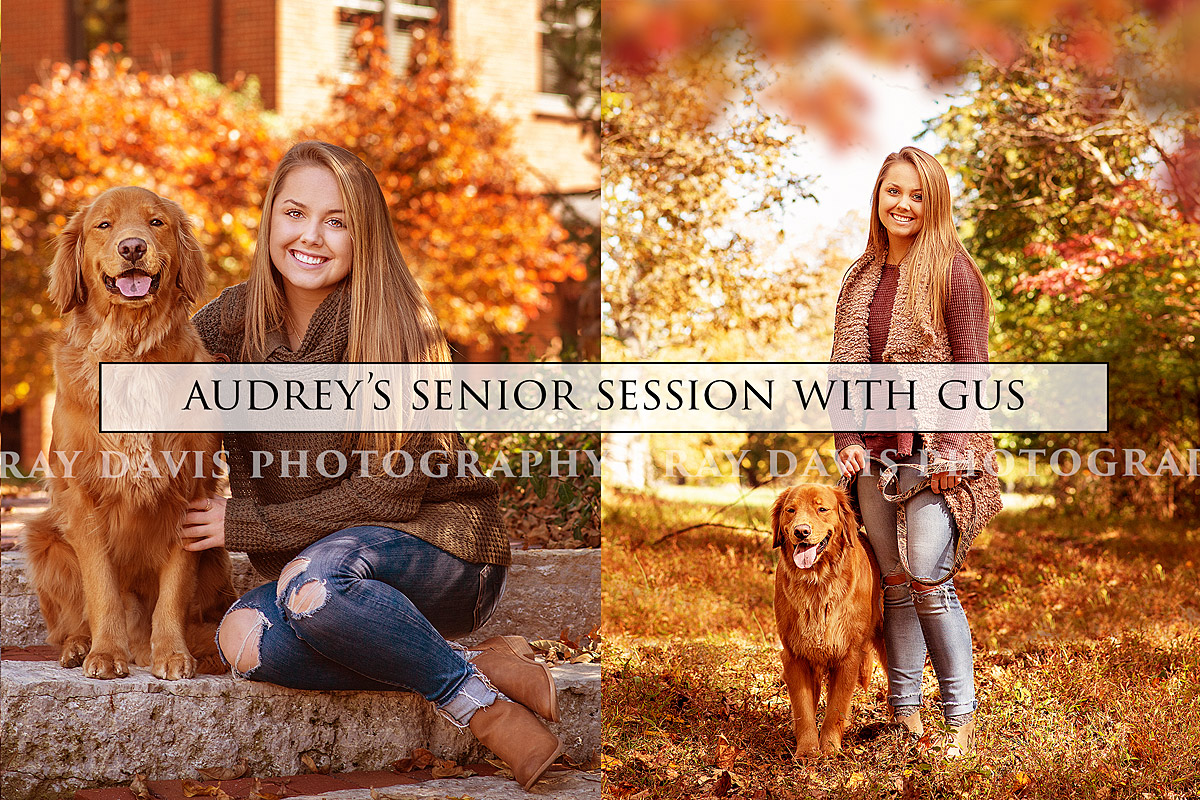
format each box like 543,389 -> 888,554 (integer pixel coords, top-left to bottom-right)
0,661 -> 599,800
71,769 -> 600,800
284,771 -> 601,799
2,548 -> 599,649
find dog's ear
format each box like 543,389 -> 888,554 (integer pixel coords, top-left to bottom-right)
47,204 -> 89,313
771,491 -> 788,549
168,200 -> 207,307
832,486 -> 860,543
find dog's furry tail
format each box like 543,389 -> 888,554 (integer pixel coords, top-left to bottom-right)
186,620 -> 227,675
19,511 -> 85,645
862,629 -> 888,692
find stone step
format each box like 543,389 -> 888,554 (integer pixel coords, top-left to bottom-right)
1,658 -> 599,800
2,547 -> 599,649
70,767 -> 600,800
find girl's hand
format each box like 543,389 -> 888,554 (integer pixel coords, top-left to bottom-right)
930,470 -> 962,494
181,495 -> 227,551
838,445 -> 867,477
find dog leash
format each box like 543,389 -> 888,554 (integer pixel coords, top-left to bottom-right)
874,458 -> 982,587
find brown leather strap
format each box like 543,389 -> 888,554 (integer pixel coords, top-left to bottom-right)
874,458 -> 980,587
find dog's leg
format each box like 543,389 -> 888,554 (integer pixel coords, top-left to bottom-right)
782,648 -> 820,758
819,648 -> 866,754
126,591 -> 153,667
68,528 -> 132,679
150,544 -> 200,680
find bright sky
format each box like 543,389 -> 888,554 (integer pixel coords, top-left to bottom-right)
765,46 -> 970,264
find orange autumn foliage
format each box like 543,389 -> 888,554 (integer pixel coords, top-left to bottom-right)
1,45 -> 285,409
308,22 -> 586,350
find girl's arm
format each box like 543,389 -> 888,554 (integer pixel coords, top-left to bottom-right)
221,434 -> 444,554
931,255 -> 990,490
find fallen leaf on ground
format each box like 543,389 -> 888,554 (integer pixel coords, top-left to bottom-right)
198,761 -> 247,781
182,780 -> 221,797
248,778 -> 283,800
431,761 -> 476,779
391,748 -> 438,772
299,752 -> 331,775
714,735 -> 739,770
129,773 -> 154,800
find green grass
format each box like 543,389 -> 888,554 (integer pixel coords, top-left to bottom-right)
601,487 -> 1200,799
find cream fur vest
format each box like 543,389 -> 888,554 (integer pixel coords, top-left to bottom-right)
832,247 -> 1003,537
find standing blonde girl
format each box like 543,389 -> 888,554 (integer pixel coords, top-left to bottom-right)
832,146 -> 1002,757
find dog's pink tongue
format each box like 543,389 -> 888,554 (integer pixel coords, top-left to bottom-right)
116,274 -> 152,297
793,545 -> 818,570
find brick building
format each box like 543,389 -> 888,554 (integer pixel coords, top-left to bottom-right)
3,0 -> 596,194
1,0 -> 599,467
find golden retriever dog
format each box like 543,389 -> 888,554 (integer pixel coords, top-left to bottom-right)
772,484 -> 885,757
21,187 -> 235,680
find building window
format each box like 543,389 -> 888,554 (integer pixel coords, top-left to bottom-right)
337,0 -> 446,75
539,0 -> 574,97
537,0 -> 598,118
71,0 -> 128,61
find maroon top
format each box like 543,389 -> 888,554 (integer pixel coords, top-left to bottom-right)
835,256 -> 989,459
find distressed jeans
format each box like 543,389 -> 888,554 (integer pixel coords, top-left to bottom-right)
856,454 -> 978,719
217,526 -> 507,726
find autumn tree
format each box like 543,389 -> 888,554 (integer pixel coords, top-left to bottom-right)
307,22 -> 586,352
1,46 -> 285,409
930,29 -> 1199,516
603,0 -> 1199,148
540,0 -> 601,360
602,49 -> 815,361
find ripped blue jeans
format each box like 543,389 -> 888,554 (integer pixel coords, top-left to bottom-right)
217,526 -> 507,726
856,454 -> 977,719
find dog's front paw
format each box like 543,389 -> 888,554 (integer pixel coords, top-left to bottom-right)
819,736 -> 843,755
792,739 -> 820,759
59,635 -> 91,669
83,650 -> 130,679
152,650 -> 196,680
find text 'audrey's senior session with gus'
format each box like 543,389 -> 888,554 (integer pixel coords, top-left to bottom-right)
97,361 -> 1108,434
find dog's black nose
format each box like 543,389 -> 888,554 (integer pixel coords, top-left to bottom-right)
118,238 -> 147,263
793,523 -> 812,540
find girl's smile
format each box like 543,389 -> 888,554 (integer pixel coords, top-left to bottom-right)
269,165 -> 353,302
877,161 -> 925,251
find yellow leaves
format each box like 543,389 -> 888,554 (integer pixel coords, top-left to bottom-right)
182,779 -> 232,799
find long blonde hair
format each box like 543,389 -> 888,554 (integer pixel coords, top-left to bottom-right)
243,140 -> 453,452
865,146 -> 992,329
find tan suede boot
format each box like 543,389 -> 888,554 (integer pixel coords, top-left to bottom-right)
468,698 -> 564,790
893,707 -> 924,739
474,635 -> 536,658
917,715 -> 976,759
943,715 -> 976,759
471,642 -> 560,722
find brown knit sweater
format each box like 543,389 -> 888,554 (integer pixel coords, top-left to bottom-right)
835,255 -> 988,457
192,282 -> 510,579
831,245 -> 1003,538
